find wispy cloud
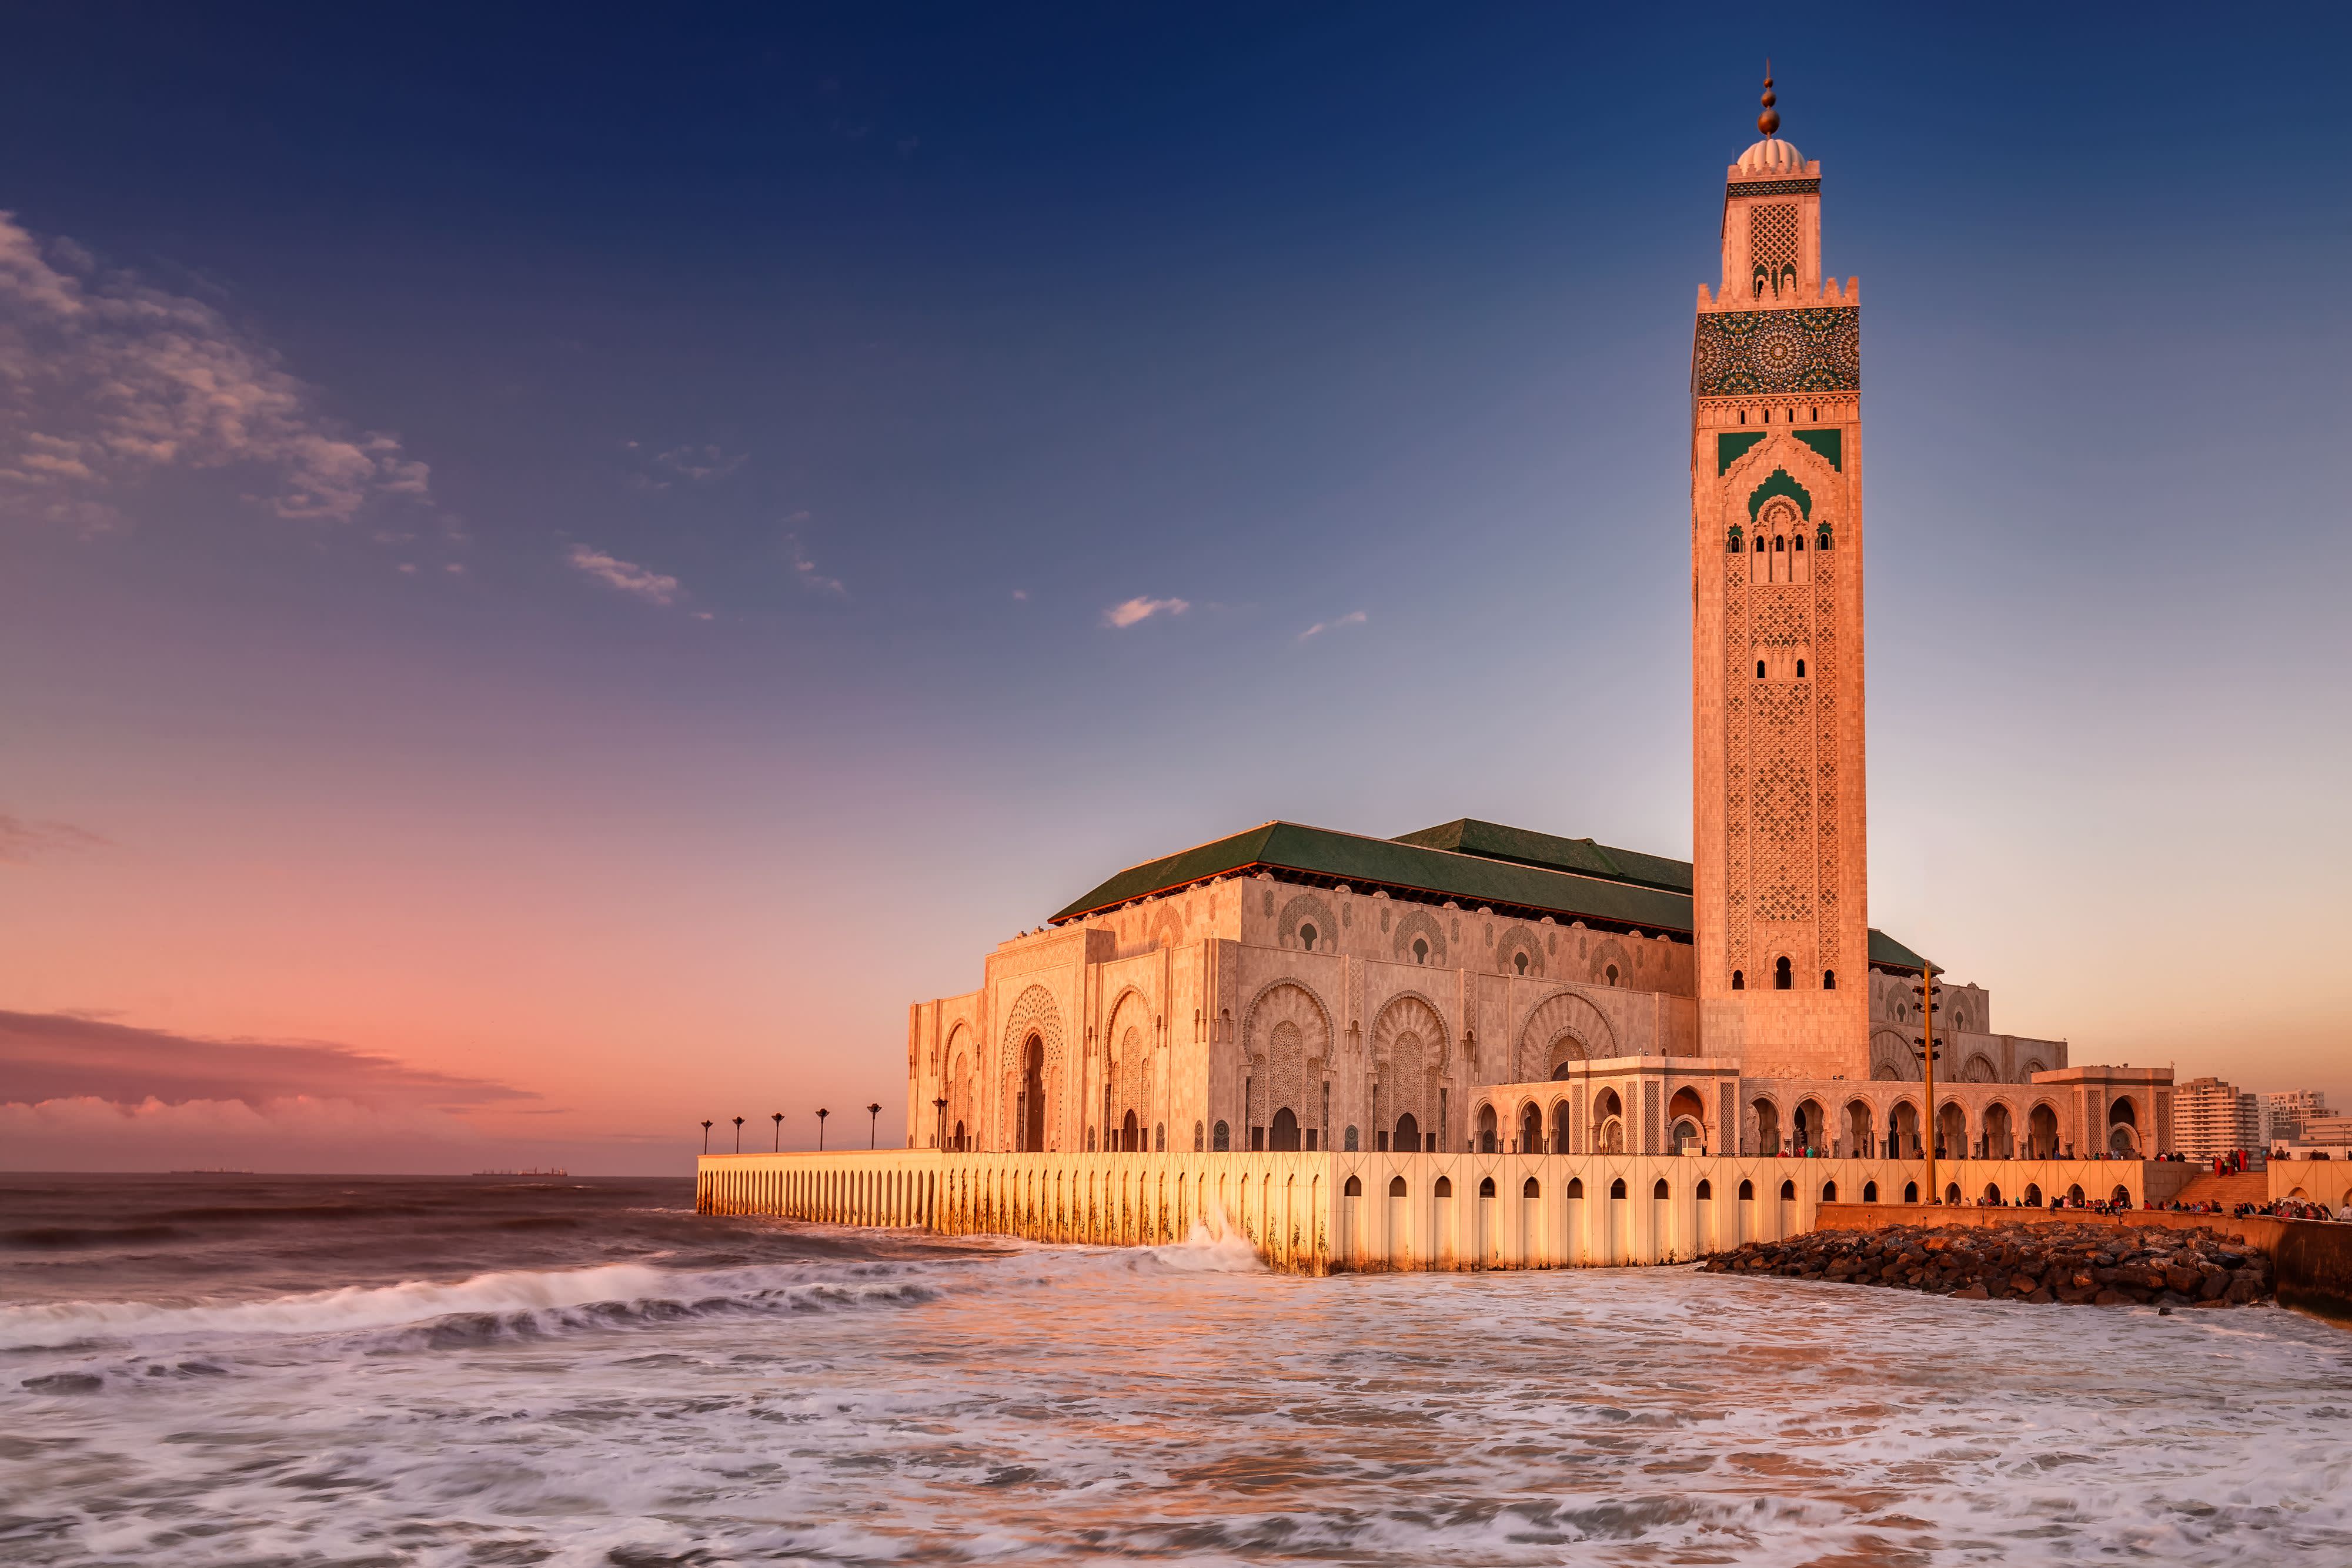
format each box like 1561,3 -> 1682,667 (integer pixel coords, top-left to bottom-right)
0,813 -> 108,865
1298,609 -> 1368,642
787,533 -> 846,597
654,443 -> 744,483
0,212 -> 431,527
567,544 -> 682,606
1103,595 -> 1190,629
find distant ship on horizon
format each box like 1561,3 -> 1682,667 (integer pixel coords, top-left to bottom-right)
472,1168 -> 569,1177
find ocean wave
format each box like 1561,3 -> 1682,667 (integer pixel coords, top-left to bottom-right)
0,1259 -> 941,1353
0,1223 -> 184,1250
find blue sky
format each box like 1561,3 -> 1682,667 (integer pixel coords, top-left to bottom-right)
2,5 -> 2347,1168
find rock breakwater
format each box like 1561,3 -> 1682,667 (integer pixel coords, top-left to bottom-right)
1700,1221 -> 2274,1307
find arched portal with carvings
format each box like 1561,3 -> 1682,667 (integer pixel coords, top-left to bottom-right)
1371,992 -> 1449,1151
998,985 -> 1066,1152
1516,989 -> 1618,1081
1245,980 -> 1333,1152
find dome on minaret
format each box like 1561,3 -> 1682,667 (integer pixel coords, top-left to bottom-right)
1735,65 -> 1800,173
1735,136 -> 1804,175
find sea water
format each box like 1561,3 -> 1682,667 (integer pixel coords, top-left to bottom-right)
3,1174 -> 2350,1566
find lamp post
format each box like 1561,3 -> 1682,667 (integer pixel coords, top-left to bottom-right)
868,1102 -> 883,1149
816,1108 -> 829,1150
701,1119 -> 713,1154
733,1116 -> 744,1154
1910,962 -> 1942,1206
771,1112 -> 784,1152
934,1096 -> 948,1152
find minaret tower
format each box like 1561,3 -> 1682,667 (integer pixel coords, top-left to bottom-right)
1690,70 -> 1869,1078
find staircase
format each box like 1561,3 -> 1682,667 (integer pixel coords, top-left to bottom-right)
2168,1169 -> 2269,1209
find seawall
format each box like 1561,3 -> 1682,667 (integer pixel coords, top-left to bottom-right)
696,1149 -> 2177,1273
1813,1201 -> 2352,1323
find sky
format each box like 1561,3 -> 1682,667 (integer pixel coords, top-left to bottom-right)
4,5 -> 2348,1173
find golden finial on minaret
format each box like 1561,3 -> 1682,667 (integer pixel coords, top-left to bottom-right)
1757,62 -> 1780,136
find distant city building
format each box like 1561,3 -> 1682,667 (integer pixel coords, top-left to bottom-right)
2263,1089 -> 2327,1144
2173,1076 -> 2262,1162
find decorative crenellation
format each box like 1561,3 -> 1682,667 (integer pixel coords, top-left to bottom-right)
1697,277 -> 1856,312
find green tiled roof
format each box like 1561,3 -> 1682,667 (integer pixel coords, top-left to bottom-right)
1391,819 -> 1693,894
1050,815 -> 1934,971
1866,928 -> 1933,972
1050,821 -> 1693,932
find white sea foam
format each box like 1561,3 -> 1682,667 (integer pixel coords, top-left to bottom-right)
6,1235 -> 2352,1566
0,1257 -> 940,1352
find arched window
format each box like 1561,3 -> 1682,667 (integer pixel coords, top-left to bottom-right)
1605,964 -> 1620,985
1773,536 -> 1785,552
1862,1180 -> 1878,1202
1795,658 -> 1806,677
1212,1120 -> 1230,1152
1388,1175 -> 1407,1198
1394,1112 -> 1421,1152
1519,1102 -> 1543,1154
1299,924 -> 1317,951
1269,1107 -> 1300,1152
1695,1178 -> 1713,1200
1792,535 -> 1805,552
1434,1175 -> 1454,1198
1343,1174 -> 1362,1196
1731,969 -> 1745,990
1779,1179 -> 1796,1201
1774,956 -> 1792,989
1609,1178 -> 1627,1199
1823,969 -> 1836,989
1343,1124 -> 1359,1152
1155,1122 -> 1166,1151
1756,659 -> 1767,678
1821,1181 -> 1837,1202
1412,937 -> 1429,964
1903,1180 -> 1920,1203
1566,1176 -> 1585,1199
1652,1178 -> 1669,1199
1524,1176 -> 1541,1199
1737,1178 -> 1754,1201
1477,1104 -> 1499,1155
1478,1176 -> 1496,1198
1513,951 -> 1528,975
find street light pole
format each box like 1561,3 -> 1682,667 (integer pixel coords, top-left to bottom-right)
771,1112 -> 784,1152
868,1102 -> 883,1149
733,1116 -> 744,1154
816,1108 -> 829,1151
701,1119 -> 713,1155
1912,962 -> 1940,1206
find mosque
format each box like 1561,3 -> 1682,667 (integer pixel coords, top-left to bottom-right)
898,79 -> 2171,1178
703,81 -> 2180,1265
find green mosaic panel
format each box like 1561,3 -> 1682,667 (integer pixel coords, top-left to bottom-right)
1794,428 -> 1843,470
1716,432 -> 1766,473
1746,468 -> 1813,520
1694,307 -> 1859,396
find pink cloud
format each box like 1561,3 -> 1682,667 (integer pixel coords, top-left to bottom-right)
0,1009 -> 534,1111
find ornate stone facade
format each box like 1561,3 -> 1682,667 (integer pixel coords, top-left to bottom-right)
890,113 -> 2167,1183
